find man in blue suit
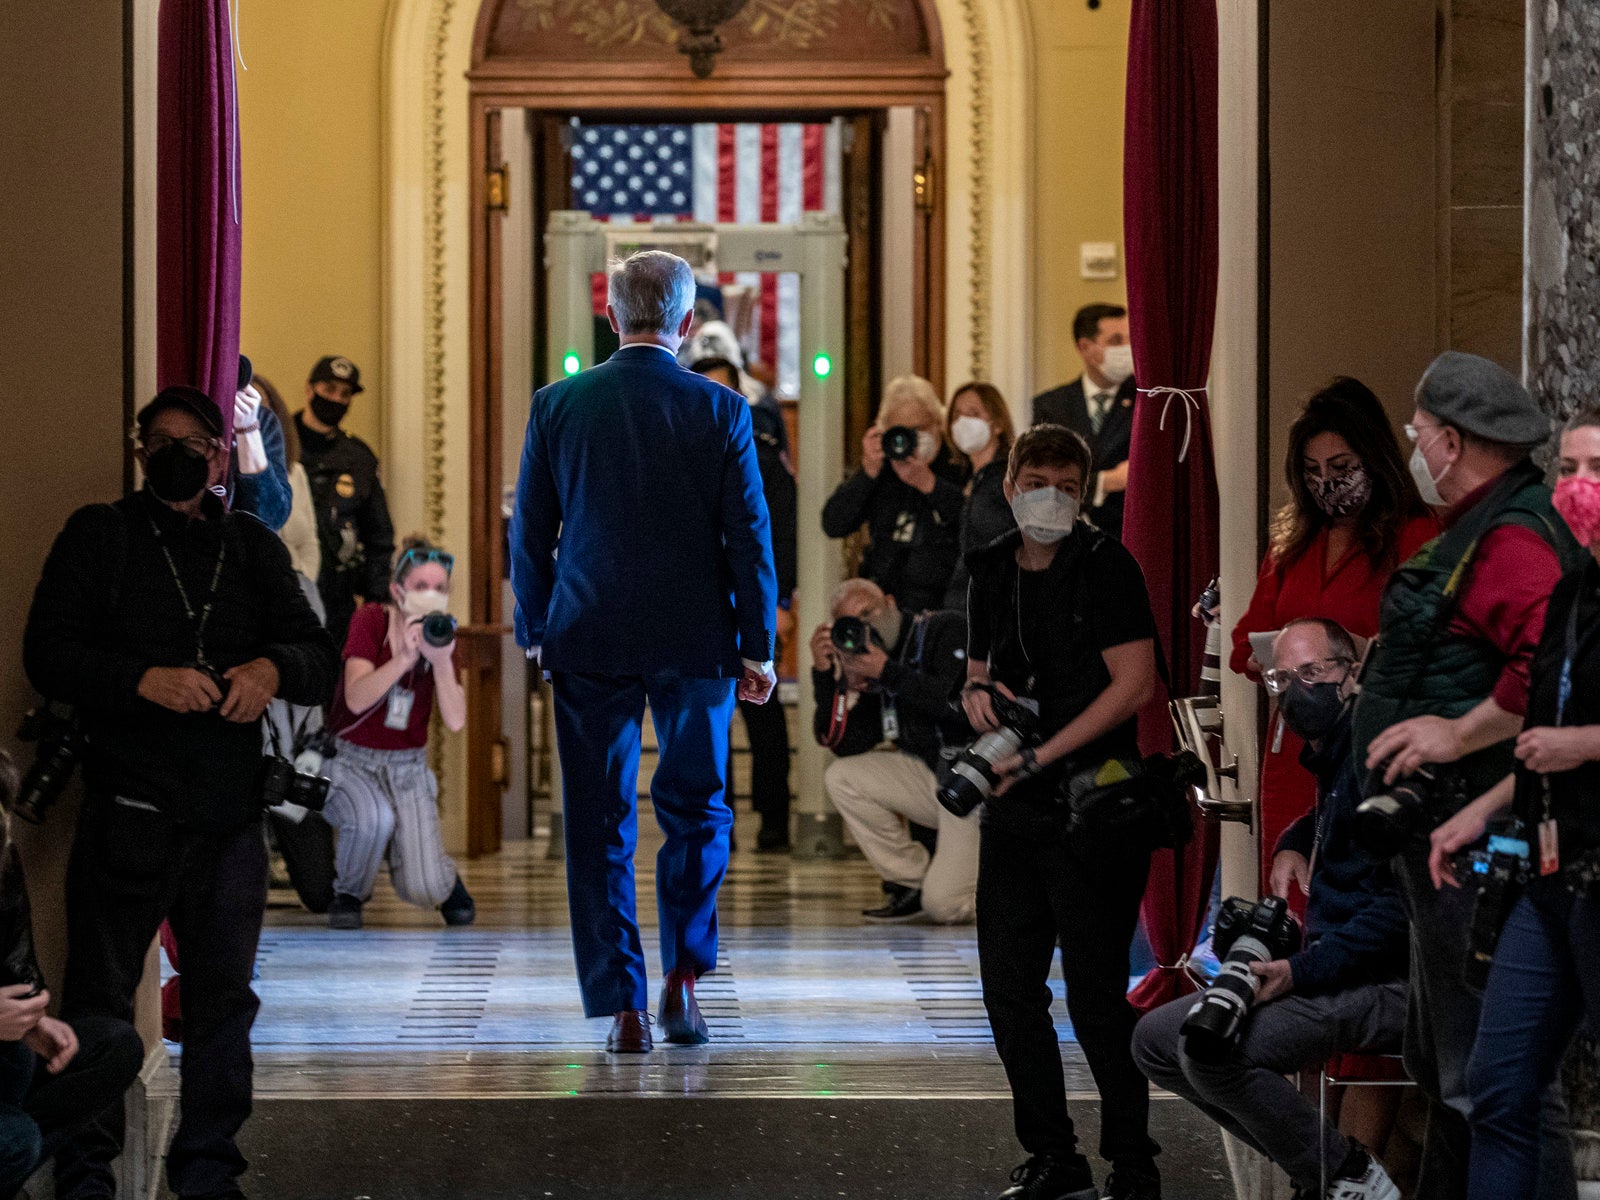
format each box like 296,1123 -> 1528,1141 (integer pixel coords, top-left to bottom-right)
510,250 -> 778,1053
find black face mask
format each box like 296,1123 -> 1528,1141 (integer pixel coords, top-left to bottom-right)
1277,680 -> 1347,743
309,394 -> 348,429
145,444 -> 212,504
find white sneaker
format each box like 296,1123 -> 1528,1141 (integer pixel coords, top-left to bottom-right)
1324,1154 -> 1400,1200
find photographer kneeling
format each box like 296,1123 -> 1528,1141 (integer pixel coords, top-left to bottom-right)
963,425 -> 1161,1200
813,580 -> 971,923
21,387 -> 338,1200
1134,619 -> 1408,1200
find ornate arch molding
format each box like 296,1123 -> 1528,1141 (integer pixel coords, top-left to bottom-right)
381,0 -> 1034,562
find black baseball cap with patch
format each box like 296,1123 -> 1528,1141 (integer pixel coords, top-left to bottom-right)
309,355 -> 363,395
135,385 -> 224,439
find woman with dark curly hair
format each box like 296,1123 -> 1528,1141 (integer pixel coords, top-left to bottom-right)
1232,377 -> 1439,888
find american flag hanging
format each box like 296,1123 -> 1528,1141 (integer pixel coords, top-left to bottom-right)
573,121 -> 842,399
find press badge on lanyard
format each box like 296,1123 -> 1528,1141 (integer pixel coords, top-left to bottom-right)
1540,597 -> 1583,876
385,685 -> 416,731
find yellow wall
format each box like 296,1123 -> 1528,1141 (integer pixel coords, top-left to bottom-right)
237,0 -> 390,450
1026,0 -> 1131,398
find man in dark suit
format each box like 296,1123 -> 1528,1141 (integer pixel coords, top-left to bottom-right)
510,250 -> 778,1054
1030,303 -> 1137,540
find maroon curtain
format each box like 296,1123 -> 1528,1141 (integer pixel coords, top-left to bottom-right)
1121,0 -> 1223,1012
158,0 -> 241,438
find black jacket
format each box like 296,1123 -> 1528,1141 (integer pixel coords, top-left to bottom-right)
811,609 -> 969,770
752,404 -> 798,599
23,489 -> 339,829
821,450 -> 967,614
1276,714 -> 1409,995
1030,375 -> 1136,540
943,459 -> 1014,611
0,850 -> 42,996
296,415 -> 396,606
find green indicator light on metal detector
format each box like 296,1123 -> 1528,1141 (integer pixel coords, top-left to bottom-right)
563,351 -> 582,376
812,351 -> 833,379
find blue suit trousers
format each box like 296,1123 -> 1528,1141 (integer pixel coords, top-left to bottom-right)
551,670 -> 737,1017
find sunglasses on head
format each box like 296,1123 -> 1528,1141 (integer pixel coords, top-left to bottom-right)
395,547 -> 455,577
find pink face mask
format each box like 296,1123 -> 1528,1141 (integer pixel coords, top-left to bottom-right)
1554,476 -> 1600,549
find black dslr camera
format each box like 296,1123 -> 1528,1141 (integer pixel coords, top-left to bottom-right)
13,704 -> 86,826
880,425 -> 920,462
421,611 -> 457,648
830,615 -> 872,656
260,730 -> 334,816
936,687 -> 1039,817
1353,765 -> 1468,859
1455,832 -> 1528,990
1181,895 -> 1302,1063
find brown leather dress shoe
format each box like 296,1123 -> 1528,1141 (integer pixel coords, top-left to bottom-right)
658,968 -> 710,1045
606,1009 -> 652,1053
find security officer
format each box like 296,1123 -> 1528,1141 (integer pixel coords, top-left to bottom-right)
295,355 -> 396,648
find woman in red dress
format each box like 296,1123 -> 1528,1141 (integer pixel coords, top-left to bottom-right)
1233,378 -> 1439,891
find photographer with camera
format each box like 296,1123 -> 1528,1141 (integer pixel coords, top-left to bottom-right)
811,579 -> 973,924
1134,619 -> 1409,1200
320,537 -> 475,930
1353,352 -> 1582,1200
1423,409 -> 1600,1200
821,375 -> 966,614
961,424 -> 1161,1200
21,386 -> 337,1200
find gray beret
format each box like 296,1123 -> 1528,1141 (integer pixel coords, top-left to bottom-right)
1414,351 -> 1551,446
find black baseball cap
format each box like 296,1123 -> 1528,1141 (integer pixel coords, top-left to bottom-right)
309,355 -> 363,395
135,385 -> 224,439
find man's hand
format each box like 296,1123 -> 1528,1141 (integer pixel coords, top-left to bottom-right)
1269,850 -> 1311,900
138,667 -> 222,714
1366,715 -> 1466,785
1429,805 -> 1491,890
0,985 -> 49,1042
1516,726 -> 1600,776
1247,959 -> 1293,1004
809,623 -> 839,673
890,456 -> 937,494
24,1015 -> 78,1074
220,658 -> 279,723
738,663 -> 777,705
861,428 -> 885,479
841,641 -> 889,689
1099,460 -> 1130,495
961,679 -> 1015,733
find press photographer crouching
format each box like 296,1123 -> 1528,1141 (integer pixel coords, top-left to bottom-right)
812,580 -> 972,924
962,425 -> 1162,1200
1134,619 -> 1409,1200
21,386 -> 338,1200
1424,409 -> 1600,1200
1352,352 -> 1582,1200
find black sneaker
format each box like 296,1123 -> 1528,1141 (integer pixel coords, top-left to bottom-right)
756,823 -> 791,853
862,884 -> 924,924
1103,1160 -> 1160,1200
327,893 -> 363,930
440,876 -> 476,926
998,1155 -> 1098,1200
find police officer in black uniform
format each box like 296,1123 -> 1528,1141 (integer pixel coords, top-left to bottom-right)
294,355 -> 396,648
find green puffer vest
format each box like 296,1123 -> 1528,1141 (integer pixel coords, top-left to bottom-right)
1352,460 -> 1580,803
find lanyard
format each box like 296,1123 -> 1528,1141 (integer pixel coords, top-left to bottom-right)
1556,590 -> 1582,727
149,518 -> 227,669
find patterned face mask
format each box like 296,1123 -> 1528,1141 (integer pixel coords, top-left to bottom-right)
1309,463 -> 1372,518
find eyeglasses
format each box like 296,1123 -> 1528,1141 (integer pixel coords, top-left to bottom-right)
1405,423 -> 1443,444
395,547 -> 455,575
1262,656 -> 1353,695
138,434 -> 225,459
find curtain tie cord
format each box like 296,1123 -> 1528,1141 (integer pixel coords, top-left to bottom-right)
1138,385 -> 1209,464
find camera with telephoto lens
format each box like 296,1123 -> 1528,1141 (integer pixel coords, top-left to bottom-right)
259,731 -> 333,815
1353,765 -> 1468,860
1180,895 -> 1302,1064
421,612 -> 457,648
830,615 -> 872,656
12,704 -> 86,826
1455,832 -> 1527,991
880,425 -> 920,462
936,686 -> 1040,818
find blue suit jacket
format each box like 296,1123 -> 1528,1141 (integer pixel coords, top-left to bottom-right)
510,344 -> 777,678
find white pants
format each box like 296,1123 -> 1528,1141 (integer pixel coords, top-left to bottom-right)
824,751 -> 979,924
325,740 -> 459,908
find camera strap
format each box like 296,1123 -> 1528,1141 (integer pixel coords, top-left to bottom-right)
148,517 -> 227,670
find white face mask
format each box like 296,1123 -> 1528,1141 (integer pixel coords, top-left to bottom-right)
914,430 -> 940,464
1010,486 -> 1080,544
400,587 -> 450,618
1408,429 -> 1451,508
951,416 -> 993,456
1098,343 -> 1135,386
